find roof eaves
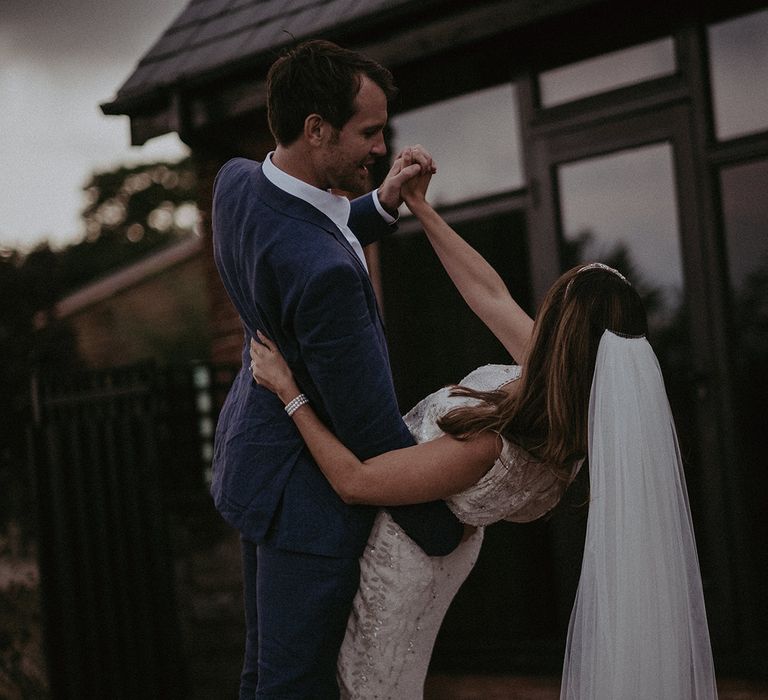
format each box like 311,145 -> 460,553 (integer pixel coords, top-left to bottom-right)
54,236 -> 204,319
101,0 -> 427,116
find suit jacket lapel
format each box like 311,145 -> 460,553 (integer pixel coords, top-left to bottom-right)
251,165 -> 369,276
250,163 -> 387,331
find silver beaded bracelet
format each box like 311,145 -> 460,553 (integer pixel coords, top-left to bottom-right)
285,393 -> 309,417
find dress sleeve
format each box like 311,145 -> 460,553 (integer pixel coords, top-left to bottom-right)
446,437 -> 575,526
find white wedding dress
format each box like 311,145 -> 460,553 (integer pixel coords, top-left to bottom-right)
337,364 -> 581,699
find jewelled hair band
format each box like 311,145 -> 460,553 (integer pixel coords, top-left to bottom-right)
576,262 -> 628,283
565,262 -> 629,298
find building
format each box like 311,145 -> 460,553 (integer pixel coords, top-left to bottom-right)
102,0 -> 768,675
49,236 -> 210,368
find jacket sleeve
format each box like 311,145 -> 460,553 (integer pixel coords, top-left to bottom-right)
293,259 -> 463,556
348,192 -> 397,247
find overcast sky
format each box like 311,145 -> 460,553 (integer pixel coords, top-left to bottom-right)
0,0 -> 191,252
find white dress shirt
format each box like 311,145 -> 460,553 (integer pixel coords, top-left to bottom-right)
262,152 -> 395,273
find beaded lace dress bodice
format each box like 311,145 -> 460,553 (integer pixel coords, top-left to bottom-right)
337,365 -> 578,699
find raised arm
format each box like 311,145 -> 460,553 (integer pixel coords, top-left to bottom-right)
403,166 -> 534,363
250,332 -> 498,505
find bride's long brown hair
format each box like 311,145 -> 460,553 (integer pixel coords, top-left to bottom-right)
438,264 -> 648,471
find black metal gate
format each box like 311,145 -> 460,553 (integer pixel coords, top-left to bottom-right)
26,362 -> 235,699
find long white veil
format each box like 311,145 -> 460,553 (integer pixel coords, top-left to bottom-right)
560,330 -> 717,699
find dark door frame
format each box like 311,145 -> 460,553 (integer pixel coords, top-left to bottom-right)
517,70 -> 746,658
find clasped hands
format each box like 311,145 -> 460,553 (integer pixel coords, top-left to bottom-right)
377,145 -> 435,216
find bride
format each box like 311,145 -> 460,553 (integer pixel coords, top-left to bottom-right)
249,162 -> 718,699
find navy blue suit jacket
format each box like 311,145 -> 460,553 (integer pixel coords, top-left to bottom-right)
211,158 -> 463,558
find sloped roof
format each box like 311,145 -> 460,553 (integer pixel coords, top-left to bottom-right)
102,0 -> 604,143
102,0 -> 429,114
104,0 -> 611,113
53,236 -> 203,319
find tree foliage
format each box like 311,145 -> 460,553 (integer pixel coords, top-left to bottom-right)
0,155 -> 198,383
63,156 -> 198,294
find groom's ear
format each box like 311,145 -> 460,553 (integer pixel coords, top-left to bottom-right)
304,114 -> 326,146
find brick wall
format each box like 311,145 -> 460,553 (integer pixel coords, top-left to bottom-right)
57,238 -> 210,369
195,147 -> 244,367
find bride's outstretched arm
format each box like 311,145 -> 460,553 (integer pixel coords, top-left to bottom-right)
402,165 -> 534,363
250,332 -> 498,506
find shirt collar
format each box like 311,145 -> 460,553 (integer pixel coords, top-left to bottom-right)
262,151 -> 351,230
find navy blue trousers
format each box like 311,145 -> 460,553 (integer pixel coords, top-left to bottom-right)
239,535 -> 360,699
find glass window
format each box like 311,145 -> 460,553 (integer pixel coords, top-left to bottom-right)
719,158 -> 768,615
538,38 -> 676,108
556,143 -> 699,526
708,8 -> 768,140
390,85 -> 523,207
557,143 -> 683,332
721,158 -> 768,292
720,159 -> 768,448
380,210 -> 531,409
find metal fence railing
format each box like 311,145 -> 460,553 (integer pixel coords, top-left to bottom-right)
26,361 -> 237,700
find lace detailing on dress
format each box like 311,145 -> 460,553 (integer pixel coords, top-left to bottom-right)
337,364 -> 577,698
404,363 -> 575,526
337,512 -> 483,699
448,439 -> 576,525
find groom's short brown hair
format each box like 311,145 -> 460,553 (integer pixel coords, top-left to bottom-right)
266,39 -> 397,146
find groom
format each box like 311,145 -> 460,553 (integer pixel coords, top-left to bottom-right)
211,40 -> 464,698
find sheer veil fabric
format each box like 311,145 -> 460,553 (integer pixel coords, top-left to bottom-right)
561,331 -> 718,699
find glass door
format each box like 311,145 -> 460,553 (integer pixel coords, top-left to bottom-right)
556,143 -> 697,473
557,144 -> 682,335
718,157 -> 768,639
524,102 -> 735,648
